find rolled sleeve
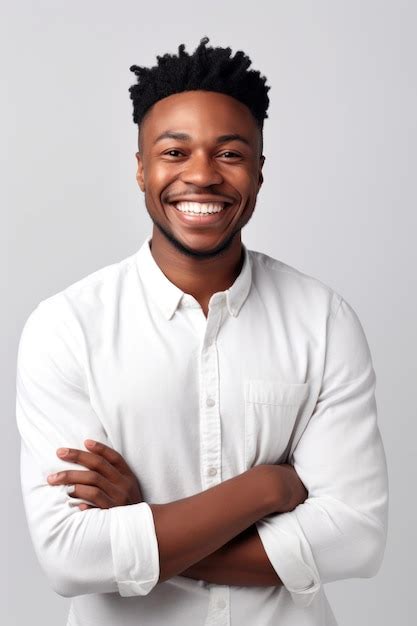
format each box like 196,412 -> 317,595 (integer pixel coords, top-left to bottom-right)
16,298 -> 160,597
110,501 -> 160,596
256,295 -> 389,607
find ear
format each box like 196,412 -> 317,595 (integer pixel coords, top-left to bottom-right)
257,155 -> 265,189
135,152 -> 145,192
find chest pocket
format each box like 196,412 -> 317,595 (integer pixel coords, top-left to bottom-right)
244,379 -> 309,469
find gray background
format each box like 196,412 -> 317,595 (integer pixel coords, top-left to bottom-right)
2,1 -> 416,624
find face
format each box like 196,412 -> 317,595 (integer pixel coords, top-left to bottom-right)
135,90 -> 265,258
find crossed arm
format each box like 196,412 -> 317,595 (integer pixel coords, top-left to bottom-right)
47,440 -> 308,587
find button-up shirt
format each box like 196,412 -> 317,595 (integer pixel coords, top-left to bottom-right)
16,235 -> 389,626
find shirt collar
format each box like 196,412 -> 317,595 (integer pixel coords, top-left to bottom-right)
135,235 -> 252,320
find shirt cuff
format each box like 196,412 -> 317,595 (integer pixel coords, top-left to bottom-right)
110,501 -> 160,596
256,511 -> 321,607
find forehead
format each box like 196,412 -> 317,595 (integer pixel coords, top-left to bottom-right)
140,90 -> 259,143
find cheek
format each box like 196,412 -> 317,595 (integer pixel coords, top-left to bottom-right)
232,168 -> 258,194
155,169 -> 181,201
144,159 -> 172,185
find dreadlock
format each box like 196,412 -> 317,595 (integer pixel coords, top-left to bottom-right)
128,36 -> 270,152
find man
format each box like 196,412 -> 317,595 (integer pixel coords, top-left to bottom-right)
16,36 -> 388,626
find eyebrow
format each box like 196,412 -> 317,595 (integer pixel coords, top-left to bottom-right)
153,130 -> 251,147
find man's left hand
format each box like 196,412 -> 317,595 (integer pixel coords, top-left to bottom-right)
47,439 -> 143,510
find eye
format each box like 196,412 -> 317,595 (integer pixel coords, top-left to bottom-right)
220,151 -> 241,159
163,149 -> 184,157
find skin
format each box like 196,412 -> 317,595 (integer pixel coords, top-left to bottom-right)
47,91 -> 309,586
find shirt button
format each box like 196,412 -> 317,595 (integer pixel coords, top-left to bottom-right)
217,599 -> 226,609
206,397 -> 215,407
208,467 -> 217,476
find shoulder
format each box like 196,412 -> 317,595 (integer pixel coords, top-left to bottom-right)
248,248 -> 372,359
247,248 -> 373,367
19,250 -> 139,343
247,248 -> 343,319
49,251 -> 137,308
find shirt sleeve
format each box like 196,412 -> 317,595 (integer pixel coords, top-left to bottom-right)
255,295 -> 389,607
15,297 -> 160,598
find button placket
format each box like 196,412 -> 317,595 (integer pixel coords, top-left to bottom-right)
199,300 -> 224,491
199,295 -> 231,626
204,585 -> 230,626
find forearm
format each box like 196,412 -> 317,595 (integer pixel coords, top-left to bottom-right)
177,462 -> 310,587
180,523 -> 283,586
149,466 -> 275,583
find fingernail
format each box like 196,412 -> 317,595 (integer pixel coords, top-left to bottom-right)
57,448 -> 69,456
48,473 -> 59,481
85,440 -> 95,448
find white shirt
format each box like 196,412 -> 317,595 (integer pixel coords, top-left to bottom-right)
16,235 -> 389,626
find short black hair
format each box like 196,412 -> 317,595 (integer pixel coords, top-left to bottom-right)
128,36 -> 270,152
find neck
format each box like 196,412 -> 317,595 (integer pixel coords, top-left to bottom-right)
149,227 -> 244,309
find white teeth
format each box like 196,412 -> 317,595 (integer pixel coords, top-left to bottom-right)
174,201 -> 226,214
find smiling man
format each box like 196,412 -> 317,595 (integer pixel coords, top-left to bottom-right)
16,37 -> 388,626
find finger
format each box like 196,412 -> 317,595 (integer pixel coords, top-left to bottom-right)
83,440 -> 135,476
78,503 -> 92,511
47,469 -> 126,502
67,483 -> 114,509
55,446 -> 123,483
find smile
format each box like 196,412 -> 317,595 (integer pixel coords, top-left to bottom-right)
168,200 -> 233,225
174,201 -> 228,215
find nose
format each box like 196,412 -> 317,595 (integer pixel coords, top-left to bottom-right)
180,152 -> 223,187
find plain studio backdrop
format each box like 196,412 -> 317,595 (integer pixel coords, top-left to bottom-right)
2,1 -> 416,624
